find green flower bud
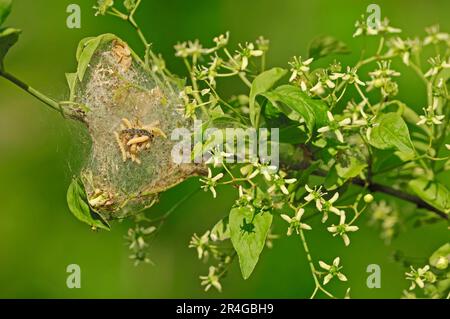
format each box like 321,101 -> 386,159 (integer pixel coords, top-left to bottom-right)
424,271 -> 437,283
364,194 -> 374,203
435,256 -> 449,270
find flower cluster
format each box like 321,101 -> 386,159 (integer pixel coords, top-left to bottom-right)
417,98 -> 446,126
353,16 -> 401,37
369,200 -> 399,244
88,4 -> 450,298
125,225 -> 156,266
405,265 -> 436,290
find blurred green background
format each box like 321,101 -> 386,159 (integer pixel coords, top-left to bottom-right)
0,0 -> 449,298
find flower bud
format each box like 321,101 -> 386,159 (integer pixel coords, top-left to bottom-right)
424,271 -> 437,283
435,256 -> 449,270
364,194 -> 374,203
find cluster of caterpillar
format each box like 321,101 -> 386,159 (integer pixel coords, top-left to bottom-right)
114,117 -> 167,164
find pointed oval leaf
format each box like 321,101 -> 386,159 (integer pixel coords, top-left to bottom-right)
210,217 -> 230,242
369,113 -> 415,161
261,84 -> 328,137
0,0 -> 12,26
229,206 -> 272,279
308,35 -> 350,60
65,72 -> 78,101
408,178 -> 450,215
0,27 -> 20,68
249,67 -> 287,128
67,177 -> 110,230
76,33 -> 117,82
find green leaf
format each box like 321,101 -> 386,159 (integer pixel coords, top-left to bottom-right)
372,149 -> 403,173
324,166 -> 340,190
76,34 -> 116,82
249,67 -> 287,128
0,27 -> 20,68
0,0 -> 12,26
65,72 -> 78,101
210,114 -> 246,128
336,155 -> 367,179
408,178 -> 450,215
76,37 -> 95,61
394,100 -> 431,136
429,243 -> 450,268
278,125 -> 308,144
210,217 -> 230,241
261,85 -> 328,137
77,37 -> 102,82
369,113 -> 415,161
67,177 -> 110,230
229,206 -> 272,279
308,35 -> 350,60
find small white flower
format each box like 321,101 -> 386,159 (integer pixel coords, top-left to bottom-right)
213,32 -> 230,48
235,185 -> 254,207
318,257 -> 348,285
386,37 -> 420,66
200,266 -> 222,292
256,36 -> 270,52
376,18 -> 402,35
327,211 -> 359,246
424,55 -> 450,78
267,173 -> 296,195
343,100 -> 368,126
337,66 -> 365,86
300,80 -> 308,92
310,81 -> 325,95
289,56 -> 314,82
317,111 -> 351,143
416,99 -> 445,126
238,42 -> 264,70
257,163 -> 278,181
241,160 -> 278,181
205,146 -> 232,167
320,192 -> 341,223
423,25 -> 449,46
200,168 -> 224,198
310,70 -> 336,95
174,39 -> 206,59
353,16 -> 401,38
304,184 -> 327,211
281,208 -> 312,236
189,231 -> 211,260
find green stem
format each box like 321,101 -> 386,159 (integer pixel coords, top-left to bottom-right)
299,229 -> 336,299
354,83 -> 374,113
0,70 -> 63,115
238,72 -> 252,88
375,37 -> 385,56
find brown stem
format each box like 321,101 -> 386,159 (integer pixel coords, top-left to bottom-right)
351,178 -> 448,219
284,154 -> 447,219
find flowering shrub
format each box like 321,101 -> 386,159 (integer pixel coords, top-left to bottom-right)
0,0 -> 449,298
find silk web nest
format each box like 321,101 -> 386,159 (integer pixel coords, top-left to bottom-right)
66,34 -> 204,221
